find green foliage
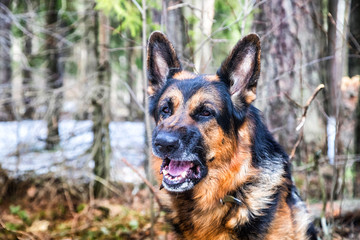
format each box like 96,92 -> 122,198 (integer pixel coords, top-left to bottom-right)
76,203 -> 87,213
5,222 -> 23,231
9,205 -> 31,226
95,0 -> 142,37
135,56 -> 143,70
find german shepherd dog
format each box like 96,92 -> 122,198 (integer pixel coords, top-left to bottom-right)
147,31 -> 317,240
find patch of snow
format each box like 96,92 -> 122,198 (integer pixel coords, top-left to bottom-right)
0,120 -> 146,184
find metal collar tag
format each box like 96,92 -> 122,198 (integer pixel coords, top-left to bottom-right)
220,195 -> 242,205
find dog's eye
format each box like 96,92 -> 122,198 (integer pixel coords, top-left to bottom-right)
200,110 -> 211,117
162,106 -> 170,114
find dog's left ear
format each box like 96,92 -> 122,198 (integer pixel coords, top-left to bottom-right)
147,31 -> 182,96
217,34 -> 261,109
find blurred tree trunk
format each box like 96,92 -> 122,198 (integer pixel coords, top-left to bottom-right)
192,0 -> 215,73
325,0 -> 342,164
348,1 -> 360,77
0,0 -> 14,121
349,1 -> 360,197
162,0 -> 188,62
126,34 -> 136,121
22,0 -> 35,119
92,10 -> 111,198
355,87 -> 360,197
45,0 -> 63,149
254,0 -> 326,156
76,0 -> 96,120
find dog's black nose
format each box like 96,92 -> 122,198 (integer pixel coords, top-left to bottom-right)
154,132 -> 180,155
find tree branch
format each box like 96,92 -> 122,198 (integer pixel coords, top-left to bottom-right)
121,158 -> 164,210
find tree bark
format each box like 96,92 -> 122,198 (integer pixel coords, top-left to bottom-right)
253,0 -> 326,156
92,10 -> 111,198
162,0 -> 188,62
0,0 -> 14,121
45,0 -> 63,149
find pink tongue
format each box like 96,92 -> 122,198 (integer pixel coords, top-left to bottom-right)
168,160 -> 192,176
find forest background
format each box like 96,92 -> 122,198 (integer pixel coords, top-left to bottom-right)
0,0 -> 359,239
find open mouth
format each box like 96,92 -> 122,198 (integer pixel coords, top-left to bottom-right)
160,158 -> 205,192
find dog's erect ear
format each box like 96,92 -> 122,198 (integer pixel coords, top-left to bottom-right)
147,31 -> 181,96
217,34 -> 261,109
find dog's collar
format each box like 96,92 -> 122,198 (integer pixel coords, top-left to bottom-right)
220,195 -> 242,205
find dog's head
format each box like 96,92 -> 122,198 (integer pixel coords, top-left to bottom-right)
147,31 -> 261,193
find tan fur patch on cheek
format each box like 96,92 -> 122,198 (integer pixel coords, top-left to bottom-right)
151,155 -> 163,184
201,120 -> 228,161
192,120 -> 258,211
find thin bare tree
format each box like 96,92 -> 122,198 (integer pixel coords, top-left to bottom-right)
0,0 -> 14,121
92,9 -> 111,198
45,0 -> 64,149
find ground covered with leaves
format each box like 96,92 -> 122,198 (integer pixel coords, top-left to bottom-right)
0,173 -> 359,240
0,173 -> 173,240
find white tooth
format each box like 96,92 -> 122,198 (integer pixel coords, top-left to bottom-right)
163,170 -> 168,175
181,171 -> 187,178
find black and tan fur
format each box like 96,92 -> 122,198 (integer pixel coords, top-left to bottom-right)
147,31 -> 317,240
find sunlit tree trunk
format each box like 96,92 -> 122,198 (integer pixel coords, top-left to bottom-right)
92,10 -> 111,198
0,0 -> 14,121
325,0 -> 349,162
76,0 -> 96,120
254,0 -> 326,156
45,0 -> 63,149
192,0 -> 215,73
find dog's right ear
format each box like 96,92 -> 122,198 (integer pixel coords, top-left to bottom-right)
147,31 -> 181,96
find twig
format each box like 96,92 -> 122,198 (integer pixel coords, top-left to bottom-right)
289,84 -> 324,160
289,131 -> 303,160
296,84 -> 325,131
63,183 -> 76,217
167,2 -> 201,12
89,174 -> 124,196
131,0 -> 143,13
121,158 -> 164,210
